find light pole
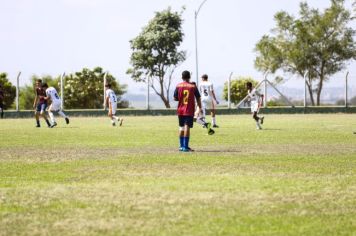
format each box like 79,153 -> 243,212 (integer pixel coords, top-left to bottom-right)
194,0 -> 208,87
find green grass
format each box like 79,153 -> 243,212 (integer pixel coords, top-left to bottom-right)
0,114 -> 355,236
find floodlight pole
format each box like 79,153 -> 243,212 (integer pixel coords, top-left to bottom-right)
103,72 -> 108,110
60,72 -> 65,110
228,72 -> 233,109
16,72 -> 21,112
303,71 -> 309,107
194,0 -> 208,87
345,71 -> 349,108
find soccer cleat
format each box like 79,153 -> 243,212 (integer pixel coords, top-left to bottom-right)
112,122 -> 116,127
179,147 -> 184,151
35,124 -> 40,128
212,124 -> 219,128
50,122 -> 57,128
256,126 -> 262,130
260,116 -> 264,124
65,117 -> 70,124
208,128 -> 215,135
181,147 -> 193,152
119,118 -> 124,126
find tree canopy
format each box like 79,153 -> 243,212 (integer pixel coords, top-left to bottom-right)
223,76 -> 258,105
127,8 -> 186,108
0,73 -> 16,109
255,0 -> 356,105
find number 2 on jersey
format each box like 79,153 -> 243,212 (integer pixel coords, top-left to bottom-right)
183,90 -> 189,104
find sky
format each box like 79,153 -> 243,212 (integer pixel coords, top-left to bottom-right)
1,0 -> 355,97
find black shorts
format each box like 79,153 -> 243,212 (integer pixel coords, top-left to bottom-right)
178,115 -> 194,128
36,103 -> 47,112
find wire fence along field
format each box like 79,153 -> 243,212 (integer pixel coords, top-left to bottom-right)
5,71 -> 356,110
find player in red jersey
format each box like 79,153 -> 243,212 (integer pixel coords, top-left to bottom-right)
174,71 -> 213,152
33,79 -> 51,128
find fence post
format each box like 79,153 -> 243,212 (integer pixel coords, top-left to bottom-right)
16,72 -> 21,111
345,71 -> 349,108
228,72 -> 233,109
263,72 -> 268,108
304,71 -> 309,108
103,72 -> 108,110
146,78 -> 150,110
60,72 -> 65,110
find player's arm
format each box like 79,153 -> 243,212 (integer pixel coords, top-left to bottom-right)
173,87 -> 179,101
194,87 -> 202,109
33,91 -> 38,109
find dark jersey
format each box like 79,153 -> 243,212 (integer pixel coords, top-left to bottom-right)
174,81 -> 200,116
36,87 -> 46,104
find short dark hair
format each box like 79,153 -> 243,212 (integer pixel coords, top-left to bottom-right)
182,71 -> 191,80
105,83 -> 111,88
42,83 -> 48,88
202,74 -> 208,80
36,79 -> 42,83
246,82 -> 253,87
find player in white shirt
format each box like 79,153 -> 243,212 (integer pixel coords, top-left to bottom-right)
246,82 -> 264,130
42,83 -> 69,128
199,74 -> 219,128
104,83 -> 123,126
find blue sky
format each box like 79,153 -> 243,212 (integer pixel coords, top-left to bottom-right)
1,0 -> 355,94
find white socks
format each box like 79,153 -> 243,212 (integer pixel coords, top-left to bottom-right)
48,111 -> 55,123
212,117 -> 216,126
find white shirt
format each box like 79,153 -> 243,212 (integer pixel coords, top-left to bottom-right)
248,88 -> 262,103
106,89 -> 117,104
199,81 -> 214,100
46,87 -> 61,103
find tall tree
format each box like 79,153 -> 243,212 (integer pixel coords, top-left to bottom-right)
127,8 -> 186,108
255,0 -> 356,105
64,67 -> 127,109
0,73 -> 16,109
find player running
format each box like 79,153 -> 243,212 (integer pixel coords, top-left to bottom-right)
246,82 -> 264,130
174,71 -> 212,152
0,84 -> 4,119
42,83 -> 69,127
199,74 -> 219,128
104,83 -> 123,127
33,79 -> 52,128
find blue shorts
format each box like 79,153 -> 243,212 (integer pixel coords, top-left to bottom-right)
178,116 -> 194,128
36,103 -> 47,112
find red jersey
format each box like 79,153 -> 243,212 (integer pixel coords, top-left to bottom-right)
36,87 -> 46,104
174,81 -> 201,116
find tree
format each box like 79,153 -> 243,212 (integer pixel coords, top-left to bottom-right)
255,0 -> 356,106
64,67 -> 127,109
0,73 -> 16,109
127,8 -> 186,108
223,76 -> 258,105
19,75 -> 59,110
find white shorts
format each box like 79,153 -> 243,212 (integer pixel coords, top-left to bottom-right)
251,101 -> 260,113
50,101 -> 61,112
109,102 -> 117,115
202,99 -> 215,110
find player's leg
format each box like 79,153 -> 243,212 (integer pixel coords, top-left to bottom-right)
111,103 -> 123,126
108,102 -> 116,126
211,101 -> 218,128
40,103 -> 51,127
47,104 -> 57,128
182,116 -> 195,152
0,103 -> 3,119
54,102 -> 69,124
35,104 -> 41,127
253,112 -> 262,130
178,116 -> 185,151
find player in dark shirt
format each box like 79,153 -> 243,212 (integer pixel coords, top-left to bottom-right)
174,71 -> 212,152
0,84 -> 4,119
33,79 -> 51,127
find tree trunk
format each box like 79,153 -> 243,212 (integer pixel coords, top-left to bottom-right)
306,78 -> 315,106
151,76 -> 171,108
316,75 -> 324,106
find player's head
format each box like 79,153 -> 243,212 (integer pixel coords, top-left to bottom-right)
246,82 -> 253,90
36,79 -> 42,87
105,83 -> 111,89
42,83 -> 49,89
201,74 -> 208,81
182,71 -> 191,82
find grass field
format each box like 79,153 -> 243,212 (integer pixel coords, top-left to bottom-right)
0,114 -> 355,236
